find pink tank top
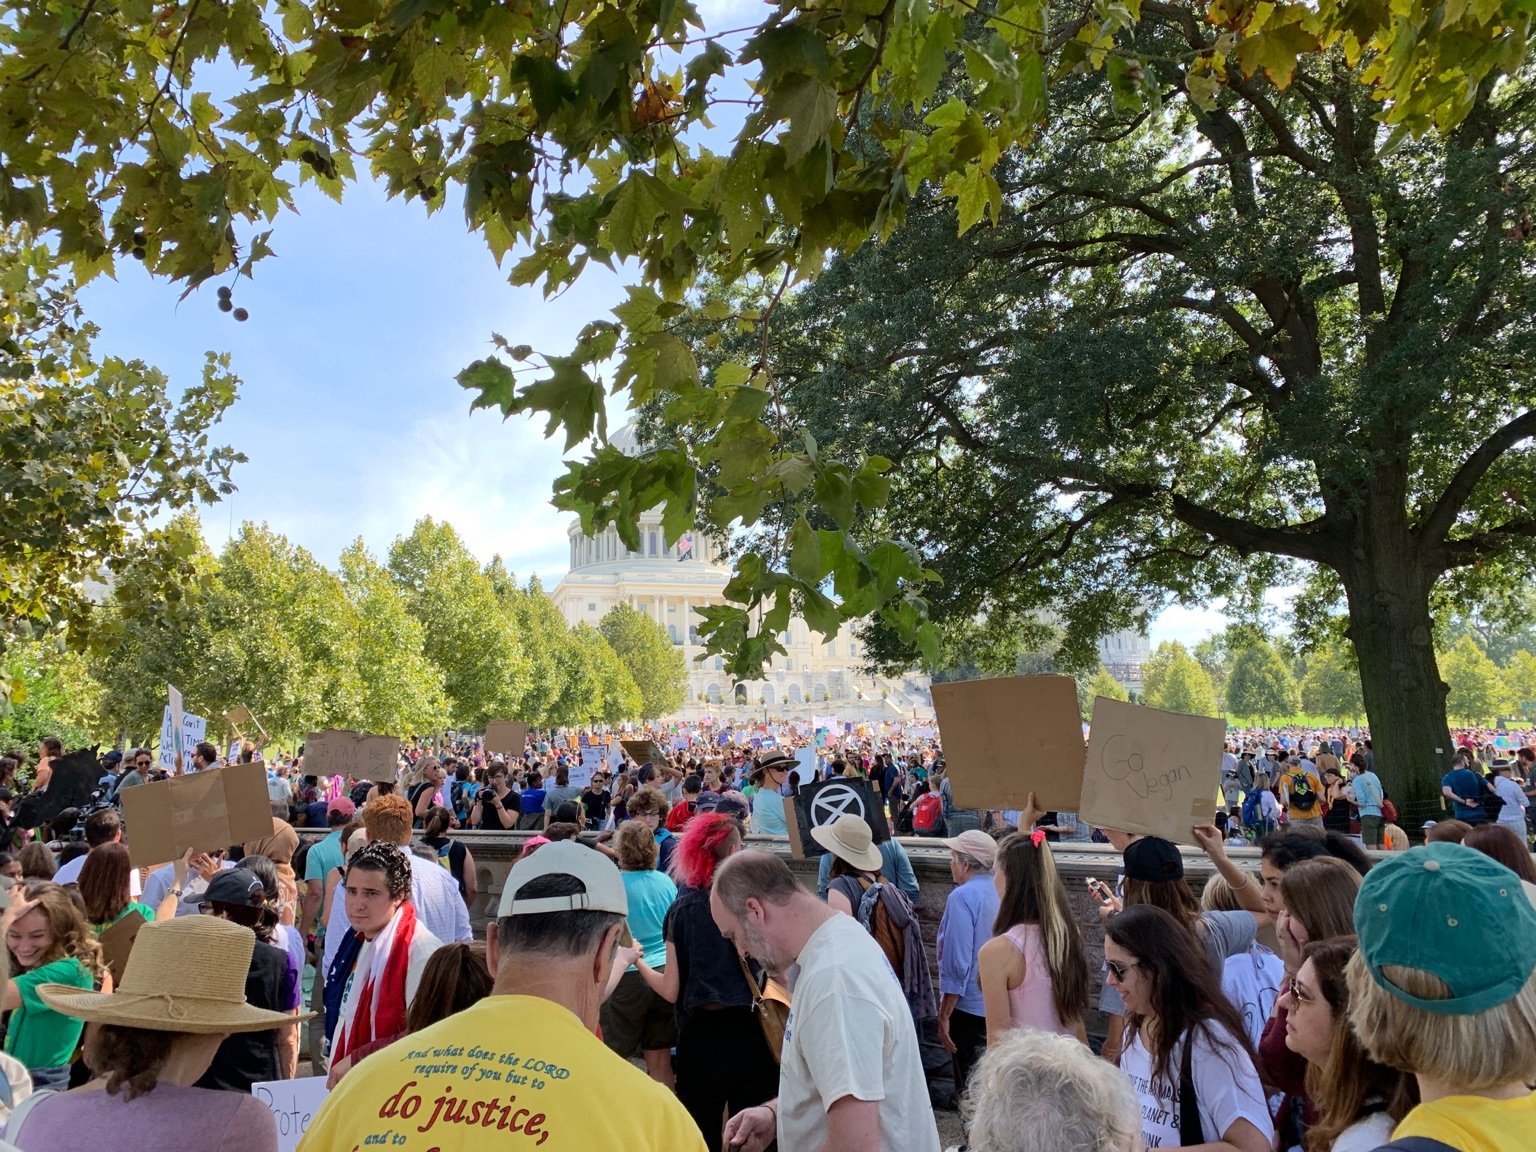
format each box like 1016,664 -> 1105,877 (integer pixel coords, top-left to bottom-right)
1004,923 -> 1073,1036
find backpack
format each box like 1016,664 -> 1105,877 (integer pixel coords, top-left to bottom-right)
1382,796 -> 1398,824
1240,788 -> 1264,829
894,801 -> 915,836
1480,775 -> 1505,823
1288,772 -> 1318,812
912,792 -> 945,834
349,780 -> 372,808
855,879 -> 936,1021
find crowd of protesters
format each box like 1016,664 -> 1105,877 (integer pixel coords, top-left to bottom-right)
0,727 -> 1526,1152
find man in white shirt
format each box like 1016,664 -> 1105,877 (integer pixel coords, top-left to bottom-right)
714,850 -> 941,1152
321,792 -> 470,973
53,808 -> 143,896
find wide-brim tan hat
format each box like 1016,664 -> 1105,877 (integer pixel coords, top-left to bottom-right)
811,814 -> 883,872
39,916 -> 310,1034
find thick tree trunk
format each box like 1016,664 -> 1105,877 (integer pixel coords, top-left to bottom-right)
1338,514 -> 1453,829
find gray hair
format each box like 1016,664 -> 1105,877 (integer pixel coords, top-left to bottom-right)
963,1028 -> 1139,1152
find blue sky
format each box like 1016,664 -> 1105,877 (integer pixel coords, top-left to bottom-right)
75,3 -> 1232,649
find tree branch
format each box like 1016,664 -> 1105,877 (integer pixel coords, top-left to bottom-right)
1163,491 -> 1338,564
1417,407 -> 1536,545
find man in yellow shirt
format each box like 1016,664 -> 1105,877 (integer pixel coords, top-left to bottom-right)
300,841 -> 706,1152
1348,842 -> 1536,1152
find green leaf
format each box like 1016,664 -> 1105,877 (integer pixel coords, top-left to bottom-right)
457,358 -> 518,417
788,515 -> 821,582
771,75 -> 838,165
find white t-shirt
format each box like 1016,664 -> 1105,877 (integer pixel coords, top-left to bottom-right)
1119,1020 -> 1274,1148
1220,943 -> 1283,1052
778,914 -> 941,1152
1494,775 -> 1529,825
53,853 -> 141,896
1333,1111 -> 1395,1152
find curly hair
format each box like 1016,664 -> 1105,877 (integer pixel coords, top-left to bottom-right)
670,813 -> 741,890
7,881 -> 104,977
614,822 -> 658,871
624,788 -> 669,820
346,842 -> 411,899
83,1024 -> 174,1101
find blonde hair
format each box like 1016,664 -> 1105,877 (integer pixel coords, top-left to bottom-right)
1346,954 -> 1536,1088
1200,873 -> 1240,912
964,1028 -> 1138,1152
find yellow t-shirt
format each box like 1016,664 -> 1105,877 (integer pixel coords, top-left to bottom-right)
298,995 -> 707,1152
1393,1091 -> 1536,1152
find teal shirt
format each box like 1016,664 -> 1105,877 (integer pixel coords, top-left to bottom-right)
6,955 -> 92,1070
621,869 -> 678,970
305,828 -> 346,885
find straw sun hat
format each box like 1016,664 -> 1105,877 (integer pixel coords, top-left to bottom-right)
37,916 -> 308,1034
811,814 -> 883,873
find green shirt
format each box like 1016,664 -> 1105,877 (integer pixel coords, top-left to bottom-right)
6,955 -> 92,1070
92,902 -> 154,935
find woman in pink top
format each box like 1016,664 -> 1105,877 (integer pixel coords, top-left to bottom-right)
978,827 -> 1090,1042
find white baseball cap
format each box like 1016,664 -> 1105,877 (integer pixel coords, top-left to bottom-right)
496,840 -> 628,918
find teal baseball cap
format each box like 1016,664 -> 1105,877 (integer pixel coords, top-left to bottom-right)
1354,842 -> 1536,1016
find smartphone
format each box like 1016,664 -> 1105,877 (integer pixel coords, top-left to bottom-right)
1086,877 -> 1115,905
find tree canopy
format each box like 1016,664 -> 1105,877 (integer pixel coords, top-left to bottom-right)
598,602 -> 688,719
1225,642 -> 1299,724
0,230 -> 241,707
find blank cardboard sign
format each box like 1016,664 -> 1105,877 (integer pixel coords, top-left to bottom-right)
1078,697 -> 1226,846
620,740 -> 667,767
484,721 -> 529,758
932,675 -> 1086,812
304,730 -> 400,783
121,762 -> 273,869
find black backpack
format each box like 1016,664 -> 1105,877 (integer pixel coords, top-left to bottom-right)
1288,771 -> 1318,812
1480,775 -> 1505,823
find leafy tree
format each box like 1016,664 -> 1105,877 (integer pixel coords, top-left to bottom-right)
196,523 -> 364,739
598,603 -> 686,719
1142,642 -> 1217,717
1299,647 -> 1366,723
338,541 -> 449,736
1440,635 -> 1510,725
1502,649 -> 1536,721
1079,665 -> 1129,720
2,0 -> 1521,711
1225,643 -> 1300,724
0,636 -> 105,753
675,37 -> 1536,812
0,231 -> 241,707
571,623 -> 645,726
388,519 -> 531,729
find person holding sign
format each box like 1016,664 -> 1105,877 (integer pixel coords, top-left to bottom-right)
3,917 -> 288,1151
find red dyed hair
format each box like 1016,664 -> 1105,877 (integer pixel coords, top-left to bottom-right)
670,812 -> 741,890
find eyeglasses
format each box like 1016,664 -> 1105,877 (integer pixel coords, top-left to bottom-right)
135,760 -> 151,767
1105,958 -> 1140,983
1286,977 -> 1317,1006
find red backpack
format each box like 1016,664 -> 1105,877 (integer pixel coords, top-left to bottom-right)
912,792 -> 944,834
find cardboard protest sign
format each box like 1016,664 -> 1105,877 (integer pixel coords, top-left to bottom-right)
784,776 -> 890,859
1078,697 -> 1225,846
620,739 -> 667,767
252,1076 -> 328,1152
303,730 -> 400,783
120,761 -> 273,868
932,675 -> 1086,812
483,720 -> 529,758
159,705 -> 207,771
99,908 -> 147,983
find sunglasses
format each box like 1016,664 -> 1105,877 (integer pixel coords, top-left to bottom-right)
1106,958 -> 1140,983
135,760 -> 152,767
1286,977 -> 1317,1006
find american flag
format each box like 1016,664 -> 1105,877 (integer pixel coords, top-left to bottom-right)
677,531 -> 694,561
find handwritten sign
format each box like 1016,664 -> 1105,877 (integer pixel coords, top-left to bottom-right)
304,730 -> 400,783
483,720 -> 529,758
1078,697 -> 1225,846
159,703 -> 207,771
933,675 -> 1086,812
252,1075 -> 327,1152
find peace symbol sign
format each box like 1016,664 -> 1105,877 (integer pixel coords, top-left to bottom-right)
810,782 -> 866,827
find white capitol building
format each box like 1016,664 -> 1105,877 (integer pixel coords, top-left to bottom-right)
551,427 -> 933,720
